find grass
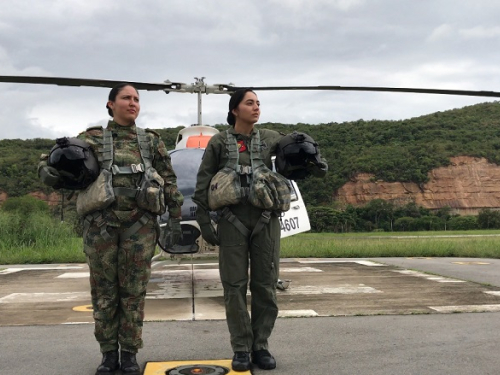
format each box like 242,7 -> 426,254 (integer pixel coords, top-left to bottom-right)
0,238 -> 84,264
1,230 -> 500,265
279,231 -> 500,259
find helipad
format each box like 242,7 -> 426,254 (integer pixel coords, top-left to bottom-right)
1,258 -> 500,326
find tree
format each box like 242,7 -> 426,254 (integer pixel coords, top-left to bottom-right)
448,216 -> 478,230
477,209 -> 500,229
394,217 -> 415,231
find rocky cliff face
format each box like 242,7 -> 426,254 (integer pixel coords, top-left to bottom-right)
0,191 -> 60,207
335,156 -> 500,215
29,191 -> 61,206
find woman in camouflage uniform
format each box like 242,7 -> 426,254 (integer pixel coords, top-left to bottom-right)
193,89 -> 285,372
78,83 -> 183,375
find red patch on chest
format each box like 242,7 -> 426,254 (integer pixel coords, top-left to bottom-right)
237,140 -> 247,152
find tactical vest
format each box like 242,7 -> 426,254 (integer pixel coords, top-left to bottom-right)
207,130 -> 291,213
76,127 -> 165,218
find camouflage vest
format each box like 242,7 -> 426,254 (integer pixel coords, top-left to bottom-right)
208,130 -> 291,212
76,127 -> 165,216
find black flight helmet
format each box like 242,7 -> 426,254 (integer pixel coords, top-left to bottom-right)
275,131 -> 323,180
48,137 -> 99,190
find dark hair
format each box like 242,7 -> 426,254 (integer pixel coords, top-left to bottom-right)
106,83 -> 139,117
227,88 -> 256,126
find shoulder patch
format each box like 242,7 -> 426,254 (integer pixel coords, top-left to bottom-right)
145,128 -> 160,138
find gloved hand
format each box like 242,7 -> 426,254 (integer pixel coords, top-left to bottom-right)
167,217 -> 182,246
196,208 -> 219,246
199,222 -> 219,246
38,165 -> 61,187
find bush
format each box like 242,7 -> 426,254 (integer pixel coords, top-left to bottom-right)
394,217 -> 415,231
477,209 -> 500,229
1,195 -> 49,217
414,216 -> 445,231
448,215 -> 478,230
0,210 -> 76,248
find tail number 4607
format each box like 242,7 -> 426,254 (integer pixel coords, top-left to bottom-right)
280,217 -> 299,232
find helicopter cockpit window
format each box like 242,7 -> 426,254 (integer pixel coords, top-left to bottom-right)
168,148 -> 204,198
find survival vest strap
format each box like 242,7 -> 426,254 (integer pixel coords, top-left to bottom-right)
221,206 -> 272,242
224,130 -> 263,200
221,130 -> 273,240
83,127 -> 155,241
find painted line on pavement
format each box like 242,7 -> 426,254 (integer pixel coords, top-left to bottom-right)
452,261 -> 491,265
280,267 -> 323,273
278,309 -> 318,317
284,285 -> 382,295
0,266 -> 83,275
429,304 -> 500,313
297,259 -> 385,266
393,270 -> 466,283
57,272 -> 89,278
0,292 -> 89,303
484,291 -> 500,296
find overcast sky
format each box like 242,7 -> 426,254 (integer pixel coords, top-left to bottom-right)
1,0 -> 500,140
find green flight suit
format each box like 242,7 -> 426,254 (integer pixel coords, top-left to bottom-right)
193,126 -> 284,352
77,121 -> 183,353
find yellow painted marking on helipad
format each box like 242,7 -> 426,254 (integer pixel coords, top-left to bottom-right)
72,305 -> 93,312
144,359 -> 249,375
452,261 -> 490,265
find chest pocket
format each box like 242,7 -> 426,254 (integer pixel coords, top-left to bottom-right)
76,128 -> 166,216
208,130 -> 291,212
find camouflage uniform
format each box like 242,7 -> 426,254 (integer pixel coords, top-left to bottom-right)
77,120 -> 183,354
193,127 -> 284,353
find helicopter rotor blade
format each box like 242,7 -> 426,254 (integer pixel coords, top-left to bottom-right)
0,76 -> 183,91
1,76 -> 499,98
224,85 -> 500,98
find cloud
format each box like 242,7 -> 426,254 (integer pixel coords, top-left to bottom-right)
459,25 -> 500,39
0,1 -> 500,139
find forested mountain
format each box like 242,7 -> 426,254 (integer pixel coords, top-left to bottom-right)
2,101 -> 500,207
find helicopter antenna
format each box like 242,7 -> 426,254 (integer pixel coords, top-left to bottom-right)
162,77 -> 234,126
194,77 -> 205,126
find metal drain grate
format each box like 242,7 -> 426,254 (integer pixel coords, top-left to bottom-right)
166,364 -> 230,375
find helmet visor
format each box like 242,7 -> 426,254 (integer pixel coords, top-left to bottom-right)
48,146 -> 85,166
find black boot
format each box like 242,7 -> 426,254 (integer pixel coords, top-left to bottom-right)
231,351 -> 251,372
120,351 -> 141,375
95,351 -> 119,375
252,349 -> 276,370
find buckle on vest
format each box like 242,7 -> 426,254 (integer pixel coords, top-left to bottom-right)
239,165 -> 252,175
131,163 -> 144,173
94,216 -> 107,228
261,210 -> 271,222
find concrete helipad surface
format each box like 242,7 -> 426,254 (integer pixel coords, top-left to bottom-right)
1,258 -> 500,326
2,257 -> 500,375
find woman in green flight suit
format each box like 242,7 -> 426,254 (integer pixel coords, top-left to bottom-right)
193,89 -> 285,372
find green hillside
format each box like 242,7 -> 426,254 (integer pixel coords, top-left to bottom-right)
2,101 -> 500,208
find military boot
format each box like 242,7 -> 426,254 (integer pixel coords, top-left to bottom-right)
252,349 -> 276,370
95,351 -> 119,375
231,351 -> 251,372
120,351 -> 141,375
